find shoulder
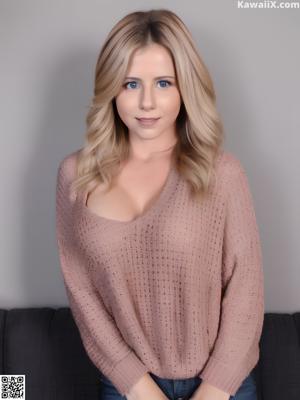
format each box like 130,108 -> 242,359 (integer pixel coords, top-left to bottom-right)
56,148 -> 82,208
57,148 -> 81,183
216,149 -> 247,182
212,150 -> 251,200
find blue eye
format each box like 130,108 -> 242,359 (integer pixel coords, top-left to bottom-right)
157,80 -> 172,88
124,81 -> 138,89
123,80 -> 172,90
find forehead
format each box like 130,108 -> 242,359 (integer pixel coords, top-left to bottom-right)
127,44 -> 175,75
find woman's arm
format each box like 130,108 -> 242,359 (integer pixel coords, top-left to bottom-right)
56,152 -> 150,397
190,381 -> 230,400
126,375 -> 231,400
126,373 -> 170,400
195,155 -> 264,398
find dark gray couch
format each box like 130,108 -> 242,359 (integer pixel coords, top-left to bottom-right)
1,308 -> 300,400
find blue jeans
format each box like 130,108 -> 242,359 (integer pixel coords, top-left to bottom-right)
99,370 -> 257,400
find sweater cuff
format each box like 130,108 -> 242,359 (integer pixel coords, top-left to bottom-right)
198,355 -> 255,396
108,350 -> 150,396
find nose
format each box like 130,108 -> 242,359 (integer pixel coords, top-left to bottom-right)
140,84 -> 155,110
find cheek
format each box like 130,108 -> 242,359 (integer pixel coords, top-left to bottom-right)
115,93 -> 135,116
160,91 -> 181,116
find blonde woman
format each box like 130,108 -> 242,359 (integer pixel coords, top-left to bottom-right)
56,8 -> 264,400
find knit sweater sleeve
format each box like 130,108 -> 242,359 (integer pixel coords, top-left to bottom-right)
55,152 -> 150,396
198,155 -> 265,396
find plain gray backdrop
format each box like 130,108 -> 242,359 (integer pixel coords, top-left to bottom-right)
0,1 -> 299,311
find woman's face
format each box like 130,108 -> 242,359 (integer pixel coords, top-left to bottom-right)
115,43 -> 182,146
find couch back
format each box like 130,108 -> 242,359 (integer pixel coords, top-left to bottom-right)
1,308 -> 300,400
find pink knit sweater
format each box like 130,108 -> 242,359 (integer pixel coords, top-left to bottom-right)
55,148 -> 264,397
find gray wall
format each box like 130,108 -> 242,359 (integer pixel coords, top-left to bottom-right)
1,1 -> 299,311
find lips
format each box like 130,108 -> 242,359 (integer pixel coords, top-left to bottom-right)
136,117 -> 160,127
136,118 -> 160,121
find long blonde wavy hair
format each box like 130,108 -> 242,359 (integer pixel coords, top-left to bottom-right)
71,8 -> 224,201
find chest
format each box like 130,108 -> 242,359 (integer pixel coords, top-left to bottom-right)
85,161 -> 172,223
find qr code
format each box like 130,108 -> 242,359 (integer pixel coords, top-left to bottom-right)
0,375 -> 25,399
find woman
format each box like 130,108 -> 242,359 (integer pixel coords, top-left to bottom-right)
56,8 -> 264,400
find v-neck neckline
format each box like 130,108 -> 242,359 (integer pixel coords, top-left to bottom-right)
79,161 -> 178,227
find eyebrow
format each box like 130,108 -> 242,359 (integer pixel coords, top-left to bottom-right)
124,76 -> 176,80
